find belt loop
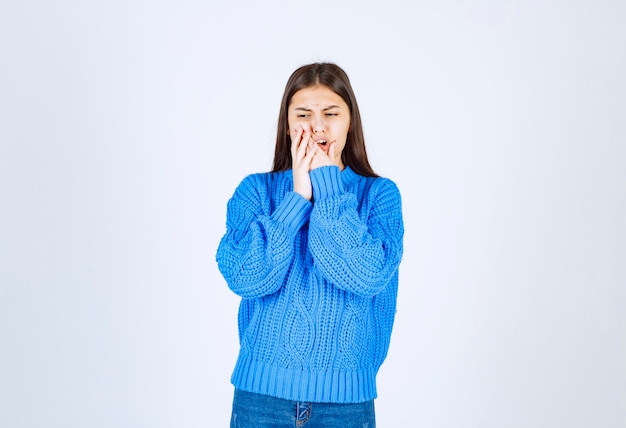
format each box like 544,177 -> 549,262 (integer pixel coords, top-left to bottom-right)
295,401 -> 312,426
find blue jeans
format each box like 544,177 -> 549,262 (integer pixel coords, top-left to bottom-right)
230,388 -> 376,428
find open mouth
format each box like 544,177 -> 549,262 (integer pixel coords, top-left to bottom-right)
316,139 -> 328,146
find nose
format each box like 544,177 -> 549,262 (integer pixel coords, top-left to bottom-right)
312,114 -> 325,134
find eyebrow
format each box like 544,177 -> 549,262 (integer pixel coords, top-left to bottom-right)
294,105 -> 342,112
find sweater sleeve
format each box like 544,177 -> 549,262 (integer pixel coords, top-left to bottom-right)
308,166 -> 404,297
216,174 -> 312,298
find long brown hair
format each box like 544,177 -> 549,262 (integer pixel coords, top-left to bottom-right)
271,63 -> 378,177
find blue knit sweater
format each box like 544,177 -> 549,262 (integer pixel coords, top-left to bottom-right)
216,165 -> 404,403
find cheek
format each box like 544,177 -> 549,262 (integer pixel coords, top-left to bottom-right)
335,122 -> 351,141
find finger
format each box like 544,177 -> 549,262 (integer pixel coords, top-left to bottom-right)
291,126 -> 304,159
305,143 -> 318,162
298,128 -> 311,158
328,141 -> 336,162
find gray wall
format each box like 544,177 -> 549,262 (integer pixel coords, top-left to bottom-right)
1,1 -> 624,426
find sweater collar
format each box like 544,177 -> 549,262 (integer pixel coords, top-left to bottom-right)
341,166 -> 361,186
283,165 -> 361,185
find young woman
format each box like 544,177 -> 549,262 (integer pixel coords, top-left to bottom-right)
216,62 -> 404,427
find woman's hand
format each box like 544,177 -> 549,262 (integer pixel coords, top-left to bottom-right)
290,125 -> 317,201
310,141 -> 337,171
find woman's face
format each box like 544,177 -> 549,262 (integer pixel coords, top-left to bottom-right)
287,85 -> 351,169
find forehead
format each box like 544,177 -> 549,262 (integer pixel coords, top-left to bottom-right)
289,85 -> 347,109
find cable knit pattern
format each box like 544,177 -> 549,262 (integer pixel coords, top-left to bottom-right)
216,166 -> 404,403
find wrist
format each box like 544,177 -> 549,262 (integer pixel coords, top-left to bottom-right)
293,172 -> 312,201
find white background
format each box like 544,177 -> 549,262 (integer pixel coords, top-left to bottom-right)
1,1 -> 624,427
